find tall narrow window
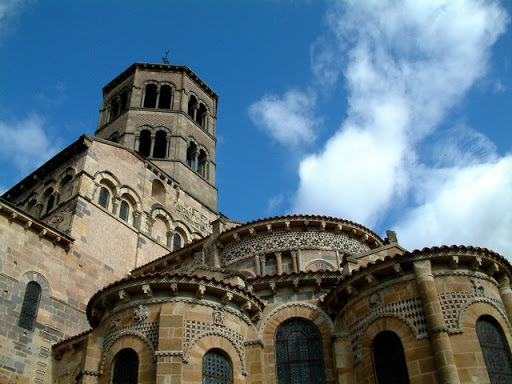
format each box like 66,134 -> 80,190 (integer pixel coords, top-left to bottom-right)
119,200 -> 129,222
158,85 -> 172,109
143,84 -> 157,108
19,281 -> 42,331
188,95 -> 198,118
372,331 -> 410,384
119,90 -> 128,112
477,315 -> 512,383
46,195 -> 55,214
202,349 -> 233,384
153,130 -> 167,158
275,318 -> 326,384
186,142 -> 197,170
138,129 -> 151,157
197,103 -> 207,129
198,150 -> 208,179
172,232 -> 182,251
112,348 -> 139,384
98,187 -> 110,209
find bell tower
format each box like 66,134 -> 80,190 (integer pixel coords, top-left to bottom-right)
95,63 -> 218,211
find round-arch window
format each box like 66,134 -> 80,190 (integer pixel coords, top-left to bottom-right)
202,349 -> 233,384
275,317 -> 326,384
477,315 -> 512,382
112,348 -> 139,384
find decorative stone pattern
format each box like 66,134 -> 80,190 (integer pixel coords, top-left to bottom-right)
222,228 -> 371,266
100,321 -> 159,372
348,297 -> 428,361
133,304 -> 149,323
183,319 -> 247,375
438,291 -> 508,333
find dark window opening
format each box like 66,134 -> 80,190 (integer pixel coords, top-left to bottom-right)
18,281 -> 41,331
197,103 -> 207,129
98,187 -> 110,209
372,331 -> 410,384
172,233 -> 182,251
159,85 -> 172,109
119,200 -> 129,222
275,317 -> 326,384
477,315 -> 512,383
109,132 -> 119,143
153,130 -> 167,158
188,95 -> 197,118
202,349 -> 233,384
186,142 -> 197,170
112,348 -> 139,384
119,91 -> 128,112
46,195 -> 55,214
111,98 -> 119,119
198,150 -> 208,179
138,129 -> 151,157
144,84 -> 157,108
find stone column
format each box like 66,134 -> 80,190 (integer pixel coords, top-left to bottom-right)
275,252 -> 283,275
254,255 -> 261,276
296,249 -> 302,271
155,87 -> 161,108
498,275 -> 512,322
413,260 -> 460,384
291,251 -> 298,273
149,134 -> 156,157
260,255 -> 266,277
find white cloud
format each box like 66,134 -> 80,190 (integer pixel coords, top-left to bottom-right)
0,0 -> 34,42
250,0 -> 512,256
0,115 -> 60,174
248,90 -> 318,148
395,156 -> 512,256
266,193 -> 285,215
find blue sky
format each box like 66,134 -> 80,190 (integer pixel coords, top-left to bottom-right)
1,0 -> 511,256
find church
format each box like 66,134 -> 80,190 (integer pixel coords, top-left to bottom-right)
1,62 -> 511,384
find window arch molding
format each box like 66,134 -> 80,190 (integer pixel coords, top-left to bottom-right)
18,271 -> 51,296
117,186 -> 142,213
101,335 -> 155,382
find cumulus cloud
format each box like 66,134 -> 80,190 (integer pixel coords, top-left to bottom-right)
248,90 -> 318,148
251,0 -> 512,256
0,115 -> 60,174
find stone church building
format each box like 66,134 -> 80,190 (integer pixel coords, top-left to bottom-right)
1,62 -> 512,384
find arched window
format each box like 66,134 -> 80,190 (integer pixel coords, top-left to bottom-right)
111,97 -> 120,120
172,232 -> 182,251
151,179 -> 166,205
153,130 -> 167,158
98,187 -> 110,209
46,194 -> 55,214
138,129 -> 151,157
143,84 -> 157,108
372,331 -> 410,384
198,149 -> 208,179
197,103 -> 207,129
18,281 -> 42,331
188,95 -> 198,118
477,315 -> 512,383
275,318 -> 326,384
119,90 -> 128,112
112,348 -> 139,384
158,84 -> 172,109
186,142 -> 197,170
119,200 -> 130,222
202,349 -> 233,384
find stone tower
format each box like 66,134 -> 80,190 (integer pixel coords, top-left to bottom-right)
95,63 -> 218,212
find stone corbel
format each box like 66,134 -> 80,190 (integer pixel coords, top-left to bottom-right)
241,301 -> 252,311
233,233 -> 241,242
266,224 -> 272,234
449,256 -> 459,269
196,284 -> 206,299
471,257 -> 482,271
365,273 -> 378,286
249,228 -> 256,237
393,263 -> 403,275
222,292 -> 233,304
487,262 -> 499,276
285,221 -> 291,231
142,284 -> 152,297
320,221 -> 326,232
346,284 -> 358,296
170,282 -> 178,296
335,224 -> 343,234
119,289 -> 130,301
